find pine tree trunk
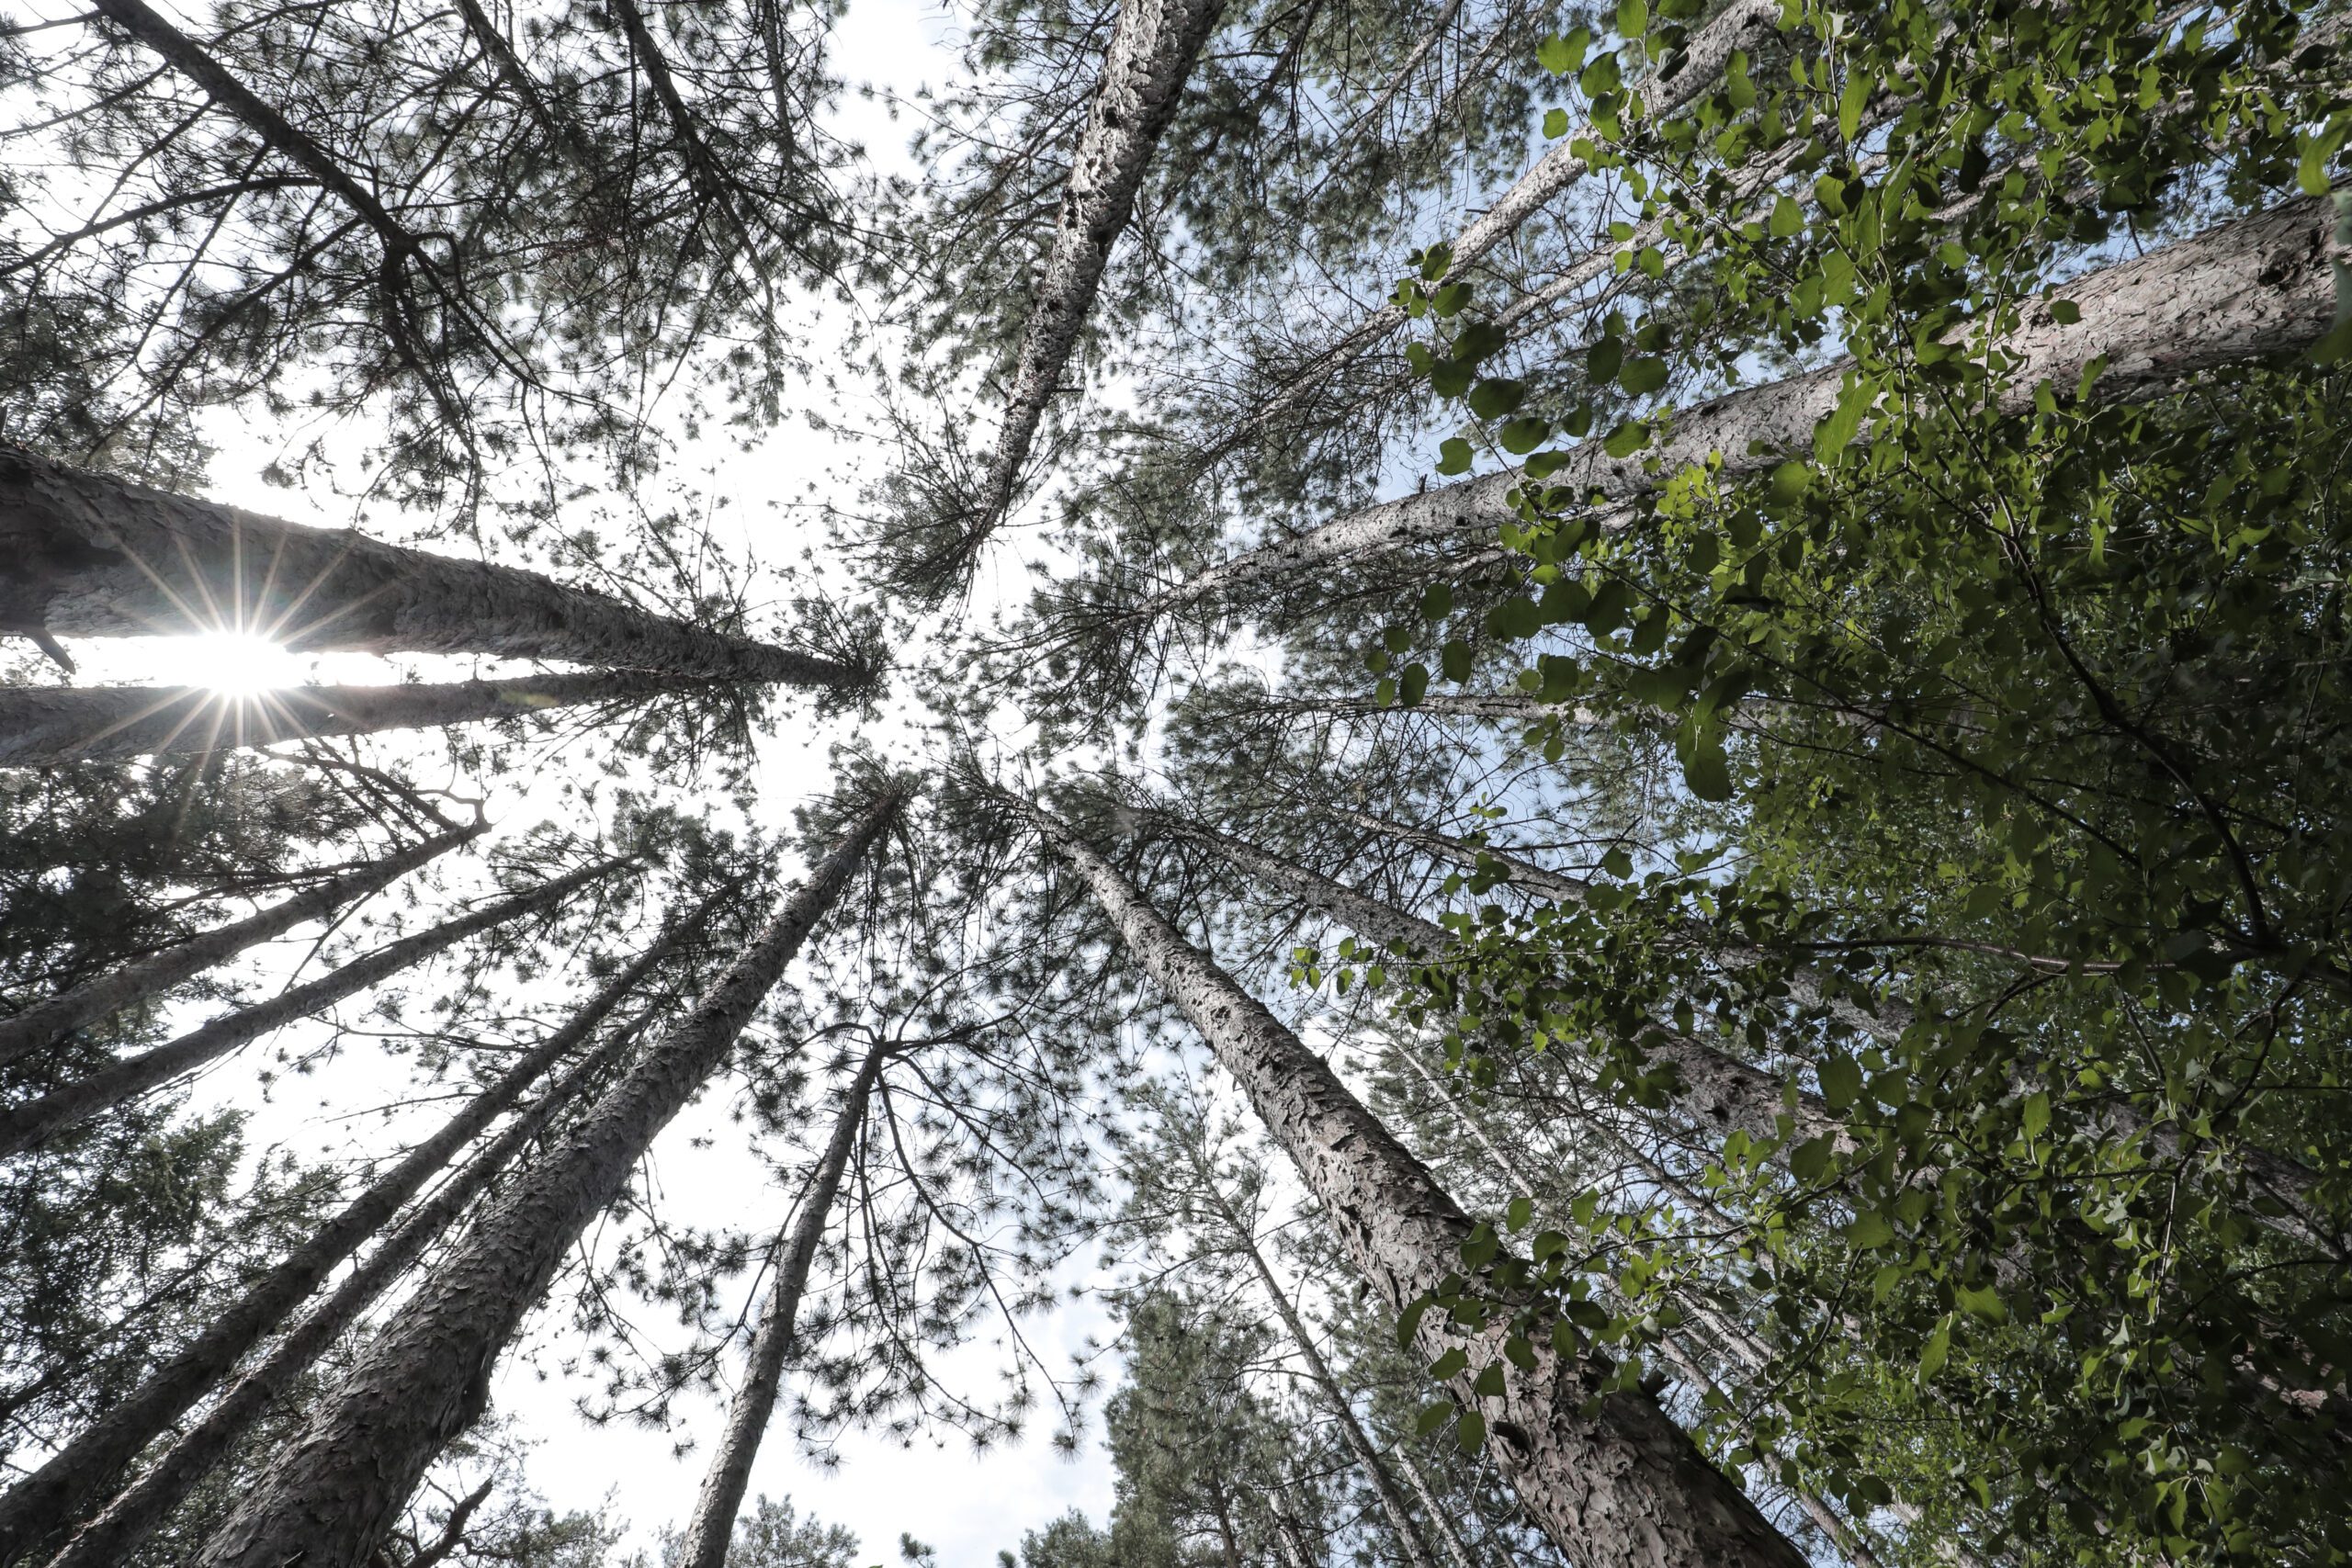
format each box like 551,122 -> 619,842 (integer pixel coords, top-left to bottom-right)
0,822 -> 480,1071
0,932 -> 675,1564
676,1040 -> 888,1568
1026,799 -> 1805,1568
1382,1443 -> 1482,1568
1152,189 -> 2348,618
195,790 -> 903,1568
0,446 -> 859,684
0,855 -> 632,1157
0,671 -> 743,766
41,987 -> 662,1568
961,0 -> 1227,547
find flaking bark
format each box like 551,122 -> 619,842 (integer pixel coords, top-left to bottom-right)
676,1040 -> 887,1568
0,856 -> 631,1157
0,822 -> 480,1071
0,446 -> 859,684
0,935 -> 673,1563
0,671 -> 743,767
196,791 -> 904,1568
1026,799 -> 1805,1568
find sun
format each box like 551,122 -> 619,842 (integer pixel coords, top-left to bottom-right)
178,633 -> 300,695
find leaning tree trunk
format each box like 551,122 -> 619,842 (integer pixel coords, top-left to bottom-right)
0,445 -> 859,684
0,855 -> 632,1157
1144,188 -> 2349,621
1155,811 -> 1850,1159
40,987 -> 663,1568
0,932 -> 676,1564
675,1040 -> 888,1568
953,0 -> 1227,559
1195,1162 -> 1453,1568
0,820 -> 480,1070
1224,0 -> 1779,446
196,789 -> 904,1568
1025,798 -> 1806,1568
0,671 -> 746,766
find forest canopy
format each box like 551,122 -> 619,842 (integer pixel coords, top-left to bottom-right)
0,0 -> 2348,1566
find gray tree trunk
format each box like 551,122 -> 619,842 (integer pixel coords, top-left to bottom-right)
1151,189 -> 2349,618
0,855 -> 632,1156
0,822 -> 480,1071
0,933 -> 676,1563
1229,0 -> 1779,442
0,446 -> 859,684
1026,799 -> 1806,1568
676,1039 -> 888,1568
41,982 -> 664,1568
961,0 -> 1227,549
0,671 -> 743,767
196,790 -> 903,1568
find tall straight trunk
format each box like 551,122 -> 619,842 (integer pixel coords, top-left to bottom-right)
1147,189 -> 2349,622
0,822 -> 480,1071
1156,812 -> 1849,1157
957,0 -> 1227,553
197,790 -> 903,1568
0,670 -> 744,767
1025,799 -> 1805,1568
1383,1443 -> 1481,1568
41,998 -> 657,1568
0,446 -> 859,684
1196,1163 -> 1451,1568
676,1041 -> 888,1568
1395,1047 -> 1888,1568
0,856 -> 631,1157
1226,0 -> 1777,445
0,935 -> 674,1564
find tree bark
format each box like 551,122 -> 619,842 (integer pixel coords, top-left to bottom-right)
40,990 -> 660,1568
675,1039 -> 888,1568
195,789 -> 904,1568
1025,798 -> 1806,1568
0,671 -> 746,767
1148,188 -> 2350,619
0,933 -> 676,1564
0,822 -> 480,1071
0,446 -> 859,684
960,0 -> 1228,551
0,855 -> 632,1157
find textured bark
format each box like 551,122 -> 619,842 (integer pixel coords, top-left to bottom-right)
0,446 -> 857,683
0,671 -> 743,766
1029,800 -> 1805,1568
676,1041 -> 886,1568
1154,189 -> 2350,618
197,792 -> 902,1568
43,1004 -> 655,1568
1384,1442 -> 1481,1568
0,937 -> 672,1564
963,0 -> 1227,542
0,856 -> 630,1157
0,823 -> 479,1071
1230,0 -> 1778,441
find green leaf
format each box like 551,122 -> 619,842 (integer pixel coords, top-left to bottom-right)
1919,1316 -> 1951,1379
1500,417 -> 1554,455
1768,460 -> 1813,502
1818,1055 -> 1862,1111
1442,639 -> 1473,682
2047,299 -> 2080,325
1455,1409 -> 1487,1452
1683,743 -> 1731,801
1602,420 -> 1650,459
1814,371 -> 1875,464
1587,337 -> 1624,384
1437,437 -> 1474,475
1429,1348 -> 1469,1380
1544,107 -> 1570,139
1468,378 -> 1527,419
1769,194 -> 1804,239
1420,583 -> 1454,621
1616,0 -> 1647,39
1955,1281 -> 2008,1323
1506,1195 -> 1534,1232
2021,1090 -> 2051,1140
1398,1298 -> 1431,1349
1621,356 -> 1668,396
1416,1401 -> 1455,1438
1847,1212 -> 1895,1249
1400,662 -> 1430,705
1536,27 -> 1589,76
1838,73 -> 1870,143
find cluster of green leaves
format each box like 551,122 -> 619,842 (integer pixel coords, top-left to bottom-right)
1337,0 -> 2352,1560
